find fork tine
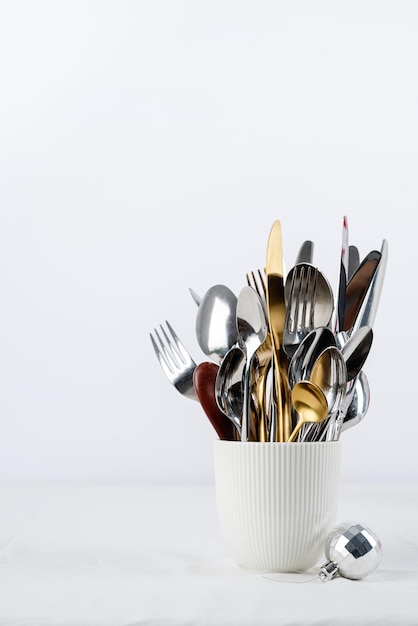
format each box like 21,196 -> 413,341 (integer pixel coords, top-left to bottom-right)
299,265 -> 310,331
258,268 -> 267,299
287,265 -> 300,333
159,323 -> 183,368
246,268 -> 268,311
150,321 -> 198,400
283,264 -> 320,358
150,329 -> 176,379
165,321 -> 196,368
304,266 -> 318,329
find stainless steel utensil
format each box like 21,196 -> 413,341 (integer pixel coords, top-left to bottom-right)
288,326 -> 337,388
341,326 -> 373,381
284,263 -> 334,358
215,345 -> 245,436
348,245 -> 360,281
310,346 -> 347,416
308,345 -> 347,441
195,284 -> 238,364
343,250 -> 381,332
295,240 -> 314,265
337,370 -> 370,438
150,321 -> 198,401
351,239 -> 388,335
189,287 -> 202,307
246,268 -> 267,311
236,286 -> 268,441
336,216 -> 349,334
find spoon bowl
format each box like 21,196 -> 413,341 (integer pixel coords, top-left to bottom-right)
310,346 -> 347,416
284,263 -> 334,357
288,380 -> 329,442
341,326 -> 373,381
288,326 -> 337,388
195,284 -> 238,364
215,346 -> 245,435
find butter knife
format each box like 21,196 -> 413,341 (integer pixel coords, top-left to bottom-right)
351,239 -> 388,334
265,220 -> 291,442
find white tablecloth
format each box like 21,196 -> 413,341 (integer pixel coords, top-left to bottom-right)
0,482 -> 417,625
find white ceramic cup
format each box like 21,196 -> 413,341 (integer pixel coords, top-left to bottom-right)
214,440 -> 341,572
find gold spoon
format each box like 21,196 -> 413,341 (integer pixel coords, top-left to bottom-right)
288,380 -> 329,442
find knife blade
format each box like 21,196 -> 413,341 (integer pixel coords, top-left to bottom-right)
265,220 -> 291,442
336,216 -> 349,334
351,239 -> 388,334
348,245 -> 360,282
295,240 -> 314,265
343,249 -> 382,332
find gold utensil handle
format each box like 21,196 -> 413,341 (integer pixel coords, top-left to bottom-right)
265,220 -> 291,441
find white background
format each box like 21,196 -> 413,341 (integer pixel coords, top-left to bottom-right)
0,0 -> 416,484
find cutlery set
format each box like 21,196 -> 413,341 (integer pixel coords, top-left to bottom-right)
150,217 -> 387,443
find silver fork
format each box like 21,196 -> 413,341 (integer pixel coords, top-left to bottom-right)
150,321 -> 198,401
246,268 -> 267,313
283,264 -> 318,358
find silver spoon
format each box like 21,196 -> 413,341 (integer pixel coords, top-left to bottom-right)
288,326 -> 337,388
302,345 -> 347,441
194,284 -> 238,365
339,370 -> 370,437
310,346 -> 347,416
215,345 -> 245,436
341,326 -> 373,381
236,286 -> 268,441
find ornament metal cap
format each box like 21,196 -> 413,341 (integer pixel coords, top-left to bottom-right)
319,560 -> 340,582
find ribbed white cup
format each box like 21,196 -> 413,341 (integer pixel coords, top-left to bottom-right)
214,441 -> 341,572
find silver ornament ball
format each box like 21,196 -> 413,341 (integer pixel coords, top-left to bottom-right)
319,521 -> 382,581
